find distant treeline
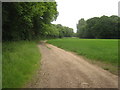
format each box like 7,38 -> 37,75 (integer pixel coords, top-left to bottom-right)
2,2 -> 74,41
53,24 -> 73,38
77,15 -> 120,39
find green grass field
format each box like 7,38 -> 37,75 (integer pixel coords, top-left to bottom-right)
2,41 -> 41,88
48,38 -> 118,74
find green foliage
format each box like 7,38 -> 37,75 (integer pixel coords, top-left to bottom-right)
77,18 -> 87,38
77,15 -> 120,39
2,2 -> 73,41
2,2 -> 58,41
72,33 -> 78,37
55,24 -> 74,38
2,41 -> 41,88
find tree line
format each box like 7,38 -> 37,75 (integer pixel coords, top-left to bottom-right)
2,2 -> 74,41
77,15 -> 120,39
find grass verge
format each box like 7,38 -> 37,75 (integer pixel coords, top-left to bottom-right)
2,41 -> 41,88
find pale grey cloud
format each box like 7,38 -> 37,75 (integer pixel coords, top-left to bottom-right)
52,0 -> 119,32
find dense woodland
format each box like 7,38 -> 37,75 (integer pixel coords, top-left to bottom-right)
2,2 -> 74,41
2,2 -> 120,41
77,15 -> 120,39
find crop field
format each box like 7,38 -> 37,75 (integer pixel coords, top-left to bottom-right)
48,38 -> 118,74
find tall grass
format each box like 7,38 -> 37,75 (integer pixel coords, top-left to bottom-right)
2,41 -> 41,88
48,38 -> 118,74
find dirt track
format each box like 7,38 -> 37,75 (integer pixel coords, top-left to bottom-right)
27,42 -> 118,88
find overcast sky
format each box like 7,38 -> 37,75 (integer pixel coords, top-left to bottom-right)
52,0 -> 119,32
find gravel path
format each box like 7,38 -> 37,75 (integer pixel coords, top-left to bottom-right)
27,42 -> 118,88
